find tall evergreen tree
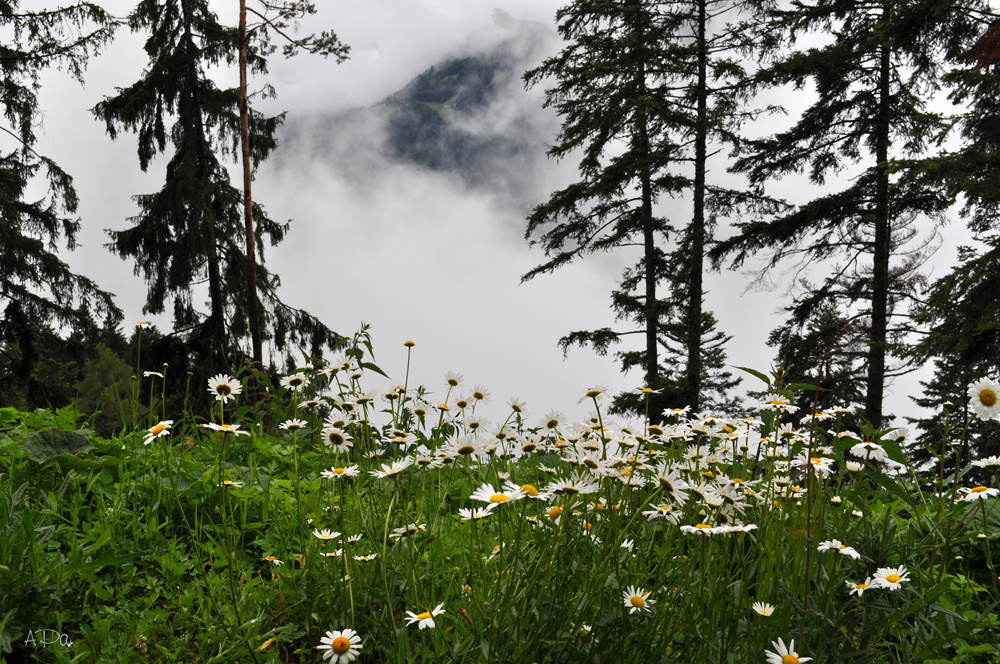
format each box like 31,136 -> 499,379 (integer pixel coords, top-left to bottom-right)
709,0 -> 981,426
907,238 -> 1000,478
0,1 -> 121,400
901,13 -> 1000,475
91,0 -> 341,388
524,0 -> 773,418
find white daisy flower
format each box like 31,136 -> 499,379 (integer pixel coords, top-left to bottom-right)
405,603 -> 445,630
968,377 -> 1000,421
207,374 -> 241,403
316,628 -> 362,663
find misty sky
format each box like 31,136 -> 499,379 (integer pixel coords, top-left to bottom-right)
23,0 -> 984,427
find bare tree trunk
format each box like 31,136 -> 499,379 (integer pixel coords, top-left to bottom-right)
239,0 -> 263,369
866,0 -> 891,428
686,0 -> 708,412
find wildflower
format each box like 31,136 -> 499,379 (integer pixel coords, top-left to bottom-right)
135,321 -> 149,328
370,459 -> 413,479
345,534 -> 363,545
321,427 -> 354,452
353,554 -> 377,562
845,460 -> 863,473
959,486 -> 999,501
642,504 -> 681,524
972,455 -> 1000,468
752,602 -> 774,617
847,578 -> 875,596
871,565 -> 910,590
279,418 -> 308,432
201,422 -> 250,436
680,523 -> 719,536
759,394 -> 797,413
445,371 -> 464,387
520,483 -> 540,498
852,510 -> 864,518
458,506 -> 496,521
316,628 -> 362,664
652,464 -> 691,505
543,473 -> 600,497
968,378 -> 1000,421
207,374 -> 241,403
539,410 -> 566,431
405,603 -> 445,630
849,441 -> 888,463
280,374 -> 310,392
579,385 -> 609,404
620,538 -> 635,552
471,385 -> 491,403
142,370 -> 163,378
765,638 -> 812,664
404,340 -> 416,347
817,540 -> 861,559
143,420 -> 174,445
220,479 -> 242,488
322,466 -> 360,479
313,529 -> 342,541
389,523 -> 426,540
470,481 -> 527,505
261,556 -> 283,565
321,550 -> 343,558
622,586 -> 654,615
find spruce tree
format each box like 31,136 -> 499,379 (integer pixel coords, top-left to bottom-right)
91,0 -> 340,388
0,1 -> 121,400
525,0 -> 773,418
709,0 -> 981,426
907,238 -> 1000,479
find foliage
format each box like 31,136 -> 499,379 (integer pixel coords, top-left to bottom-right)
0,1 -> 122,394
709,0 -> 988,426
91,0 -> 342,398
2,334 -> 1000,663
523,0 -> 772,417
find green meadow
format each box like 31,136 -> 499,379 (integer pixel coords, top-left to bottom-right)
2,328 -> 999,664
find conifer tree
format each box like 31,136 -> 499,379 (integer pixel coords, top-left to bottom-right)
709,0 -> 983,426
92,0 -> 340,383
907,238 -> 1000,478
0,1 -> 121,398
524,0 -> 773,417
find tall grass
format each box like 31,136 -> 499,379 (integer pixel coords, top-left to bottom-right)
1,327 -> 998,663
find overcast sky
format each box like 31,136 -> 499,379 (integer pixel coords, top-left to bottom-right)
24,0 -> 986,427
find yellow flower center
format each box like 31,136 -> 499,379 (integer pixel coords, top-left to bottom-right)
458,446 -> 475,455
417,611 -> 432,621
972,486 -> 989,493
980,389 -> 998,407
856,583 -> 869,589
221,424 -> 232,430
150,423 -> 166,436
768,400 -> 787,405
332,636 -> 351,654
216,385 -> 231,396
630,595 -> 645,608
782,655 -> 800,664
732,478 -> 744,483
546,419 -> 559,429
521,484 -> 538,497
548,506 -> 562,520
333,468 -> 345,475
886,574 -> 901,583
695,524 -> 713,530
490,494 -> 508,503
